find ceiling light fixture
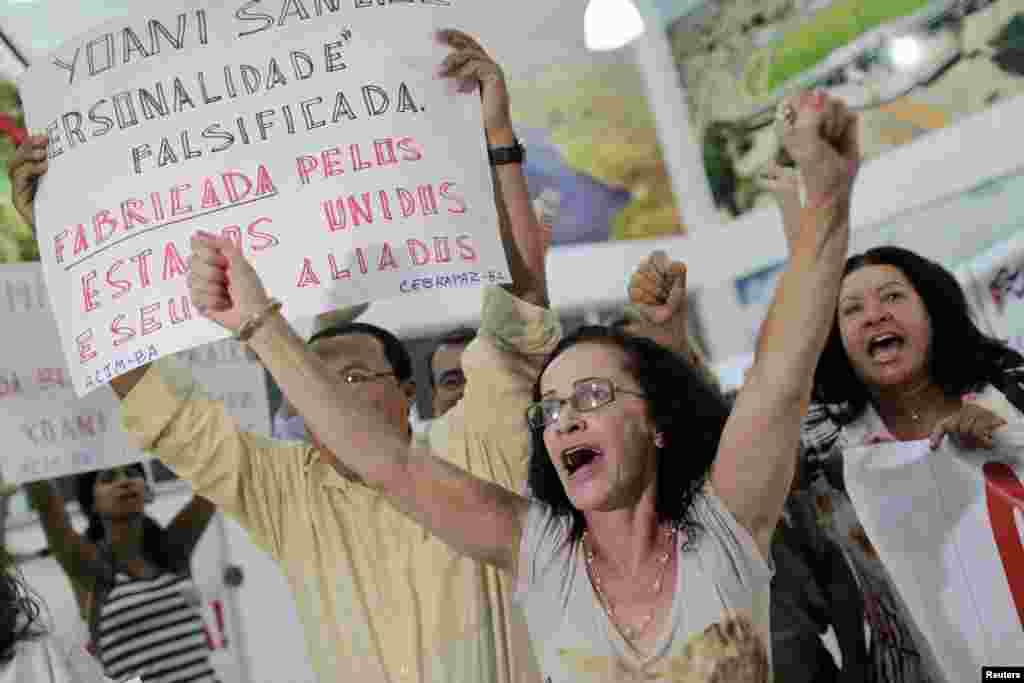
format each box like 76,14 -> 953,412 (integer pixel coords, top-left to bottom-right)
583,0 -> 645,51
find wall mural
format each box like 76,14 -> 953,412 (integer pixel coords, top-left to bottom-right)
509,52 -> 685,245
663,0 -> 1024,218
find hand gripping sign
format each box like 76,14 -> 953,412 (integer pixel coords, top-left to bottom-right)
0,262 -> 269,484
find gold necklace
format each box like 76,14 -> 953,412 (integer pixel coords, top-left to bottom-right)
584,525 -> 677,640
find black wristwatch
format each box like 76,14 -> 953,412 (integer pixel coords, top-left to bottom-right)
488,139 -> 525,166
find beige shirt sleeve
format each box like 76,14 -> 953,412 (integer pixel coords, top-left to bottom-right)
428,286 -> 561,480
120,359 -> 313,561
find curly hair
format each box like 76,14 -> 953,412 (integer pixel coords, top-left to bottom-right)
526,326 -> 730,548
812,246 -> 1024,424
0,551 -> 46,665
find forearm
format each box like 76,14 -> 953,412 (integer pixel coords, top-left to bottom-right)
245,313 -> 411,489
165,495 -> 217,560
751,198 -> 850,397
489,129 -> 548,308
778,196 -> 804,257
715,198 -> 849,546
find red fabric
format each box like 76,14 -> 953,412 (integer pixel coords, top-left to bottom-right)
0,112 -> 26,147
983,461 -> 1024,630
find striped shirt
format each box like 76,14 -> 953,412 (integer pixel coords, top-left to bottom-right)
95,571 -> 217,683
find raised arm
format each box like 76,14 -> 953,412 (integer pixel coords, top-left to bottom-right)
189,270 -> 529,570
437,29 -> 549,308
9,135 -> 153,397
184,30 -> 540,572
712,92 -> 859,556
163,495 -> 217,563
619,251 -> 722,391
24,481 -> 100,580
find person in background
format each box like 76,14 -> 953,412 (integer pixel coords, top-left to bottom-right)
426,327 -> 477,419
23,466 -> 215,683
11,29 -> 555,683
763,160 -> 1015,682
804,244 -> 1017,682
609,251 -> 721,395
185,89 -> 857,681
756,159 -> 869,682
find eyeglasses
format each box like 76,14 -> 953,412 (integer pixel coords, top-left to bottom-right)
97,465 -> 145,483
342,369 -> 396,385
436,368 -> 466,390
526,377 -> 646,430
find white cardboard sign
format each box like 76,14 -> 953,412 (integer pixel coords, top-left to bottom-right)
17,0 -> 508,396
0,262 -> 269,484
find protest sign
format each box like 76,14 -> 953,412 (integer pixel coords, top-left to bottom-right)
957,232 -> 1024,356
176,336 -> 271,435
17,0 -> 509,396
843,432 -> 1024,680
0,262 -> 269,484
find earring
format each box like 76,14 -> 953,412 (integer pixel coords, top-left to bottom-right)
654,432 -> 665,449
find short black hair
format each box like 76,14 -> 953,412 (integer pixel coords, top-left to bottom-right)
813,245 -> 1024,423
0,560 -> 45,665
425,327 -> 477,388
309,322 -> 413,383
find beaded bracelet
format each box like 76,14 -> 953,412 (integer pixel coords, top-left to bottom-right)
237,298 -> 283,342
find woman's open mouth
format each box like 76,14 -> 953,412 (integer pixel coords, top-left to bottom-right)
868,333 -> 904,362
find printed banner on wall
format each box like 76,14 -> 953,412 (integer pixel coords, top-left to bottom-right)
843,432 -> 1024,680
0,263 -> 269,485
17,0 -> 508,396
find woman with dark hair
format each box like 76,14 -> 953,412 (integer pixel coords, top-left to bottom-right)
25,464 -> 218,683
802,245 -> 1017,682
181,86 -> 858,681
761,153 -> 1017,681
0,548 -> 45,668
813,245 -> 1024,417
0,545 -> 115,681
